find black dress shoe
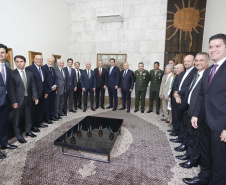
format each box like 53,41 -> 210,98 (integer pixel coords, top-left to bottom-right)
18,138 -> 27,144
179,160 -> 198,168
176,154 -> 190,160
169,132 -> 178,136
91,108 -> 96,111
69,109 -> 76,113
174,144 -> 188,152
161,118 -> 166,121
31,126 -> 40,132
74,107 -> 78,110
101,106 -> 105,109
183,177 -> 206,185
37,124 -> 48,128
60,113 -> 67,116
167,130 -> 174,133
83,109 -> 87,112
118,107 -> 125,110
78,106 -> 83,109
45,120 -> 53,124
134,109 -> 139,112
26,132 -> 37,138
169,138 -> 182,143
0,151 -> 6,159
1,144 -> 17,150
106,106 -> 113,109
156,111 -> 159,115
58,116 -> 62,119
141,110 -> 144,113
127,110 -> 130,113
51,117 -> 59,121
112,108 -> 116,111
147,110 -> 152,113
95,106 -> 99,109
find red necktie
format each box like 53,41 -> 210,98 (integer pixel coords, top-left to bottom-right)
99,68 -> 101,76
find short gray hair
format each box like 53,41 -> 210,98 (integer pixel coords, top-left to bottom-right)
166,64 -> 173,72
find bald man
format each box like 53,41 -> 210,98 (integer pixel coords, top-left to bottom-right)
170,55 -> 197,152
26,55 -> 49,132
80,62 -> 96,112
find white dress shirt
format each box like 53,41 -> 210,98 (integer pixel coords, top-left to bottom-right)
17,68 -> 27,83
179,66 -> 194,91
187,70 -> 204,105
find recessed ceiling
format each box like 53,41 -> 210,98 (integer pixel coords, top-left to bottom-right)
64,0 -> 97,4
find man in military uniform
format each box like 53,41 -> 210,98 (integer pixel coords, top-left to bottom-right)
134,62 -> 149,113
147,61 -> 164,114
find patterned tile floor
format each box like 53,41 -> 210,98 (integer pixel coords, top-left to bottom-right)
0,104 -> 199,185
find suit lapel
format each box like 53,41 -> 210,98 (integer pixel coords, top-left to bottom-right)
208,60 -> 226,90
5,66 -> 11,86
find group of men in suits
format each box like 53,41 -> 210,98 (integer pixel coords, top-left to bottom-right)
165,33 -> 226,185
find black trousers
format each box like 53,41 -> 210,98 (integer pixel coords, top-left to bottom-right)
171,97 -> 180,134
64,86 -> 74,112
12,97 -> 32,139
31,93 -> 45,127
198,117 -> 212,184
185,111 -> 200,164
44,91 -> 56,121
95,87 -> 105,108
121,90 -> 131,111
74,83 -> 82,108
83,89 -> 94,109
0,96 -> 9,147
108,87 -> 118,109
210,129 -> 226,185
178,109 -> 187,144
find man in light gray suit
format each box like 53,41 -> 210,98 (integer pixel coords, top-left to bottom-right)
54,59 -> 67,119
159,64 -> 173,123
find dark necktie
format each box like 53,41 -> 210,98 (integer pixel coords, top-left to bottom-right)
21,70 -> 28,96
49,67 -> 53,76
189,73 -> 200,91
39,67 -> 42,81
77,70 -> 80,83
208,64 -> 218,86
61,69 -> 64,79
123,70 -> 126,78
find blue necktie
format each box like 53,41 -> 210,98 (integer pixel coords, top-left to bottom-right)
39,67 -> 42,81
123,70 -> 126,78
69,68 -> 71,77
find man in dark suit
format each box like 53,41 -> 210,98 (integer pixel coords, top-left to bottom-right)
170,55 -> 197,149
55,59 -> 67,119
182,53 -> 212,184
9,55 -> 38,143
80,62 -> 96,112
74,62 -> 82,110
94,60 -> 107,109
168,64 -> 184,135
0,44 -> 17,159
106,58 -> 120,111
64,58 -> 77,114
190,34 -> 226,185
26,55 -> 48,132
118,62 -> 134,113
42,57 -> 58,124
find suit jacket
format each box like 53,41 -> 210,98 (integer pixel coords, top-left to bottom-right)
26,63 -> 47,98
119,69 -> 134,91
55,67 -> 67,95
159,73 -> 173,99
194,60 -> 226,131
0,64 -> 11,107
42,64 -> 56,93
176,67 -> 198,98
149,69 -> 164,91
94,67 -> 107,88
9,69 -> 38,106
186,74 -> 203,118
64,67 -> 77,91
107,66 -> 120,89
75,69 -> 82,84
80,70 -> 96,90
134,69 -> 149,91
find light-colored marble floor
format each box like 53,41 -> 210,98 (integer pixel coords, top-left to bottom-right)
0,105 -> 199,185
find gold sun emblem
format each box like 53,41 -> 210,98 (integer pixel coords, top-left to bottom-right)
166,0 -> 205,52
